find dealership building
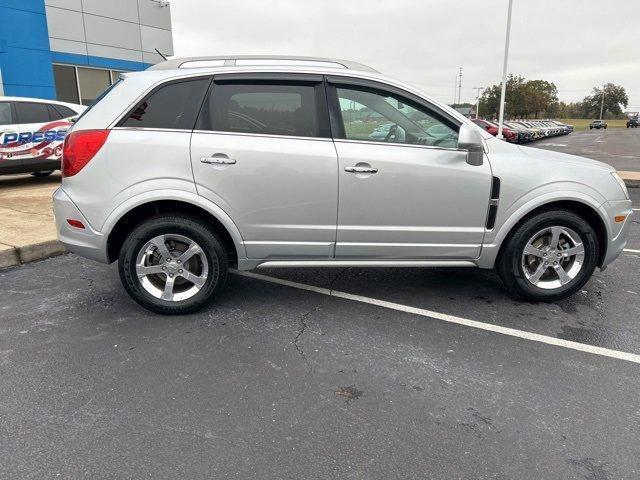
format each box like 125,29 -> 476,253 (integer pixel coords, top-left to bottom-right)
0,0 -> 173,105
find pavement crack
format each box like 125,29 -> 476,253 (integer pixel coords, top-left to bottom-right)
329,267 -> 351,294
292,302 -> 322,370
0,205 -> 52,217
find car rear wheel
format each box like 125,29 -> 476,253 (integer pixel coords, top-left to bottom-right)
118,215 -> 228,314
497,210 -> 598,301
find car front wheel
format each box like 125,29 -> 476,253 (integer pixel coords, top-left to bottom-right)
497,210 -> 598,301
118,215 -> 228,314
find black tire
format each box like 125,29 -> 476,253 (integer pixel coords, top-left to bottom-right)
496,210 -> 599,301
118,215 -> 228,314
31,170 -> 54,177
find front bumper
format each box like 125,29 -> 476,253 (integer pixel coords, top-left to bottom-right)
601,199 -> 634,269
53,188 -> 109,263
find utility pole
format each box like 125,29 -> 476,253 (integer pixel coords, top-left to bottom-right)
473,86 -> 484,118
457,67 -> 463,105
599,86 -> 605,121
497,0 -> 514,139
453,74 -> 457,105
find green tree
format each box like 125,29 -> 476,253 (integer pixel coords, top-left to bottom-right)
478,75 -> 558,119
581,83 -> 628,118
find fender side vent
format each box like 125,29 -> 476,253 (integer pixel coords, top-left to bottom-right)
486,176 -> 501,230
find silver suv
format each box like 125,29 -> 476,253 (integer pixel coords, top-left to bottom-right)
53,56 -> 633,314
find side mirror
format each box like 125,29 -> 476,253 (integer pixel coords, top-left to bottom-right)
458,123 -> 484,166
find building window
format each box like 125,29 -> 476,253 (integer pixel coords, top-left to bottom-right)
77,67 -> 111,106
53,64 -> 129,106
53,65 -> 79,104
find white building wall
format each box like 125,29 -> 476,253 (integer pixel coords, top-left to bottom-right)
45,0 -> 173,67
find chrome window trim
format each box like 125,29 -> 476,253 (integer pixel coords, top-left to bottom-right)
192,129 -> 334,143
333,138 -> 465,153
111,126 -> 193,134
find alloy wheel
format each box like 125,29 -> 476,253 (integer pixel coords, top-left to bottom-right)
135,234 -> 209,301
520,226 -> 585,290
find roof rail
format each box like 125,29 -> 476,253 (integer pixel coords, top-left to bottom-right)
147,55 -> 379,73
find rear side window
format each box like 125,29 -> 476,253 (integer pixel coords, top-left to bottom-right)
0,102 -> 12,125
51,104 -> 77,119
197,82 -> 323,138
15,102 -> 50,124
119,78 -> 210,130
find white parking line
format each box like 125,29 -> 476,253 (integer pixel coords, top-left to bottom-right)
624,248 -> 640,254
234,270 -> 640,365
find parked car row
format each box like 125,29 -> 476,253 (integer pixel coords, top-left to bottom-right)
471,118 -> 573,144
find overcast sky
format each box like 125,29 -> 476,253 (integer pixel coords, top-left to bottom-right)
171,0 -> 640,111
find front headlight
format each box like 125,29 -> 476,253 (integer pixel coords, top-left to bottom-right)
611,172 -> 630,200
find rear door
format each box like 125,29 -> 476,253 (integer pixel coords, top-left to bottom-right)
13,101 -> 69,160
190,74 -> 338,259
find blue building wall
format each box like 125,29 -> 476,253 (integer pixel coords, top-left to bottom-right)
50,52 -> 153,72
0,0 -> 56,99
0,1 -> 155,100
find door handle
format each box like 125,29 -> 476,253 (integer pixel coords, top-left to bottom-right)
345,165 -> 378,174
201,154 -> 236,165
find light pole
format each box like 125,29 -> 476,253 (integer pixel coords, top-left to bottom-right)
474,86 -> 484,119
497,0 -> 514,139
599,86 -> 605,121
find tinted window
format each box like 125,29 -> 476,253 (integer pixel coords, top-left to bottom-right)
52,104 -> 77,119
0,102 -> 12,126
15,102 -> 50,124
335,86 -> 458,148
198,82 -> 320,137
53,64 -> 79,104
120,78 -> 210,130
47,104 -> 63,121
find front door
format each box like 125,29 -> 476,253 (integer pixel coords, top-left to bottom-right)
328,80 -> 492,259
190,75 -> 338,259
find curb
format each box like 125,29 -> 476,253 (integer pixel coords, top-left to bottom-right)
619,171 -> 640,189
0,239 -> 66,270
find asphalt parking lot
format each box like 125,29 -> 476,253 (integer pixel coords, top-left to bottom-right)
1,162 -> 640,478
534,128 -> 640,172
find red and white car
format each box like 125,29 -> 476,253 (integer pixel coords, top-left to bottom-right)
0,96 -> 85,176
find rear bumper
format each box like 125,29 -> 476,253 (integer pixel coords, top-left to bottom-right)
0,158 -> 60,175
53,188 -> 109,263
601,200 -> 634,269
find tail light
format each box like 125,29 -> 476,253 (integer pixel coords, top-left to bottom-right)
62,130 -> 110,177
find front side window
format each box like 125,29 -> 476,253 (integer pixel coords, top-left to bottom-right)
335,86 -> 459,148
120,78 -> 210,130
198,82 -> 321,138
0,102 -> 12,126
15,102 -> 50,124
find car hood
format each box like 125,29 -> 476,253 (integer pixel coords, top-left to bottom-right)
517,144 -> 615,172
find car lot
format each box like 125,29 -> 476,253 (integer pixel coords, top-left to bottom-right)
1,154 -> 639,478
534,127 -> 640,172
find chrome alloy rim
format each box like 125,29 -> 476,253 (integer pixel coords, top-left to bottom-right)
521,226 -> 585,290
135,234 -> 208,302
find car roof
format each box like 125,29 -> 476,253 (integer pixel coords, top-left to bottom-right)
0,96 -> 85,110
120,57 -> 482,136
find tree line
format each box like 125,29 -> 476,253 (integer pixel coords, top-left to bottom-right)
474,75 -> 629,120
